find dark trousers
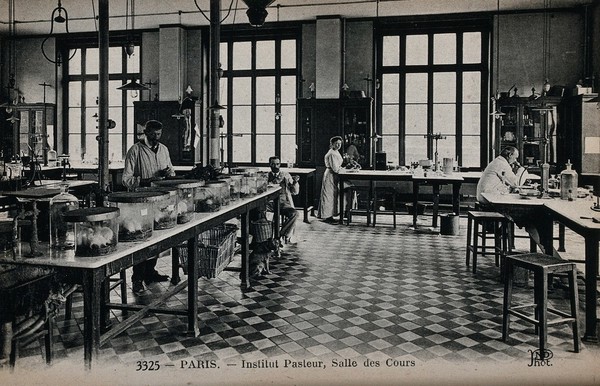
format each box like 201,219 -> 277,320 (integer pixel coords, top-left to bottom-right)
132,259 -> 158,282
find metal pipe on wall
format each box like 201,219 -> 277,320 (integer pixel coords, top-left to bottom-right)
98,0 -> 110,197
208,0 -> 221,168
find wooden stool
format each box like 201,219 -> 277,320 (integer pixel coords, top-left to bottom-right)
466,211 -> 510,273
502,253 -> 580,354
372,187 -> 397,228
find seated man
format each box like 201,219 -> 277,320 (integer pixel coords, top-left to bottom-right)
476,146 -> 526,203
267,156 -> 300,244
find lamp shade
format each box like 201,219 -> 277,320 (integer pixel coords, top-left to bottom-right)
241,0 -> 276,27
117,79 -> 149,91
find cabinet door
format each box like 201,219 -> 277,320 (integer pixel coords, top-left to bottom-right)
298,106 -> 313,166
313,102 -> 340,166
342,103 -> 371,168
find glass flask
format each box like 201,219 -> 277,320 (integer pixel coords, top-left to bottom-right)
49,184 -> 80,250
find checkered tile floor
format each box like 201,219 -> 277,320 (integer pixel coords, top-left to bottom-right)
8,213 -> 600,377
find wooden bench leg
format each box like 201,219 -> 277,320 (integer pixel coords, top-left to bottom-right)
466,216 -> 473,268
502,260 -> 513,341
568,267 -> 580,353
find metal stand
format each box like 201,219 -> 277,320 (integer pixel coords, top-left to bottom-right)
424,133 -> 447,172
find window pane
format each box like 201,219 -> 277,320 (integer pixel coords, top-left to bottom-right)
68,108 -> 81,133
85,81 -> 99,107
69,83 -> 81,107
437,135 -> 456,159
382,105 -> 399,134
381,74 -> 399,103
69,49 -> 81,75
433,72 -> 456,103
232,134 -> 251,163
256,41 -> 275,69
220,78 -> 228,106
108,134 -> 123,162
405,73 -> 428,103
256,105 -> 275,134
86,48 -> 99,74
281,76 -> 296,104
406,35 -> 428,65
462,104 -> 481,135
433,33 -> 456,65
404,135 -> 427,164
108,47 -> 122,73
462,136 -> 480,167
108,107 -> 122,133
233,41 -> 251,70
85,134 -> 99,162
383,36 -> 400,66
69,135 -> 82,160
232,77 -> 252,105
109,80 -> 122,107
405,104 -> 427,134
85,108 -> 99,135
256,134 -> 274,163
281,134 -> 297,163
433,104 -> 455,134
220,42 -> 228,70
462,72 -> 481,103
232,106 -> 251,134
280,106 -> 296,134
382,135 -> 399,165
463,32 -> 481,64
256,77 -> 275,104
126,46 -> 140,73
281,39 -> 296,69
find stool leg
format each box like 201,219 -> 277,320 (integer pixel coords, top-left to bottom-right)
502,260 -> 514,342
500,221 -> 508,282
558,223 -> 566,252
568,267 -> 580,353
494,221 -> 501,267
472,220 -> 479,274
466,216 -> 473,269
392,192 -> 397,229
120,270 -> 129,317
373,189 -> 377,227
536,270 -> 549,355
44,317 -> 53,365
481,221 -> 487,256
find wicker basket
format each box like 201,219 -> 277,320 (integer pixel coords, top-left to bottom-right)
177,223 -> 238,279
250,219 -> 273,243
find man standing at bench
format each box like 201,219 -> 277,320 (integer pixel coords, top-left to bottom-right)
122,120 -> 175,294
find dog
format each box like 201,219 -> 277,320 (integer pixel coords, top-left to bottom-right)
248,238 -> 279,278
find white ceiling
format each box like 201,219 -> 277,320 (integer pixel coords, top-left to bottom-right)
0,0 -> 594,35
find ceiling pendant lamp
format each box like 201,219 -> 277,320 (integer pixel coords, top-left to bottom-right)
241,0 -> 276,27
490,0 -> 505,118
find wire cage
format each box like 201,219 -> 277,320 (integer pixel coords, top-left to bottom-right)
177,223 -> 238,279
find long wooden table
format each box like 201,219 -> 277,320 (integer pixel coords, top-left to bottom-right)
0,186 -> 281,369
481,193 -> 600,342
338,170 -> 465,228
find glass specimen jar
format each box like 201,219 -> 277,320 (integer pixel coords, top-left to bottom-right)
135,186 -> 178,230
64,207 -> 120,257
49,183 -> 80,250
256,172 -> 269,194
107,191 -> 167,241
152,179 -> 204,223
207,181 -> 230,207
227,175 -> 242,201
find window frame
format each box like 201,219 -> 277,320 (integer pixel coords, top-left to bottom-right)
220,27 -> 300,166
61,35 -> 142,162
375,18 -> 490,169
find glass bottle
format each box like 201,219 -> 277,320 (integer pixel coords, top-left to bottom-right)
50,183 -> 80,249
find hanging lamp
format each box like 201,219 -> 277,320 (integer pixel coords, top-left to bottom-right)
490,0 -> 505,118
41,0 -> 77,66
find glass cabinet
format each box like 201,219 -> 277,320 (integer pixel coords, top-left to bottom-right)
496,96 -> 561,171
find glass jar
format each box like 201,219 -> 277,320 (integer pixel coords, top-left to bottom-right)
49,184 -> 80,250
152,179 -> 204,223
195,184 -> 220,212
107,191 -> 167,241
135,187 -> 178,230
243,175 -> 258,196
217,176 -> 233,204
228,175 -> 242,201
208,181 -> 230,207
256,172 -> 269,194
64,207 -> 120,257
